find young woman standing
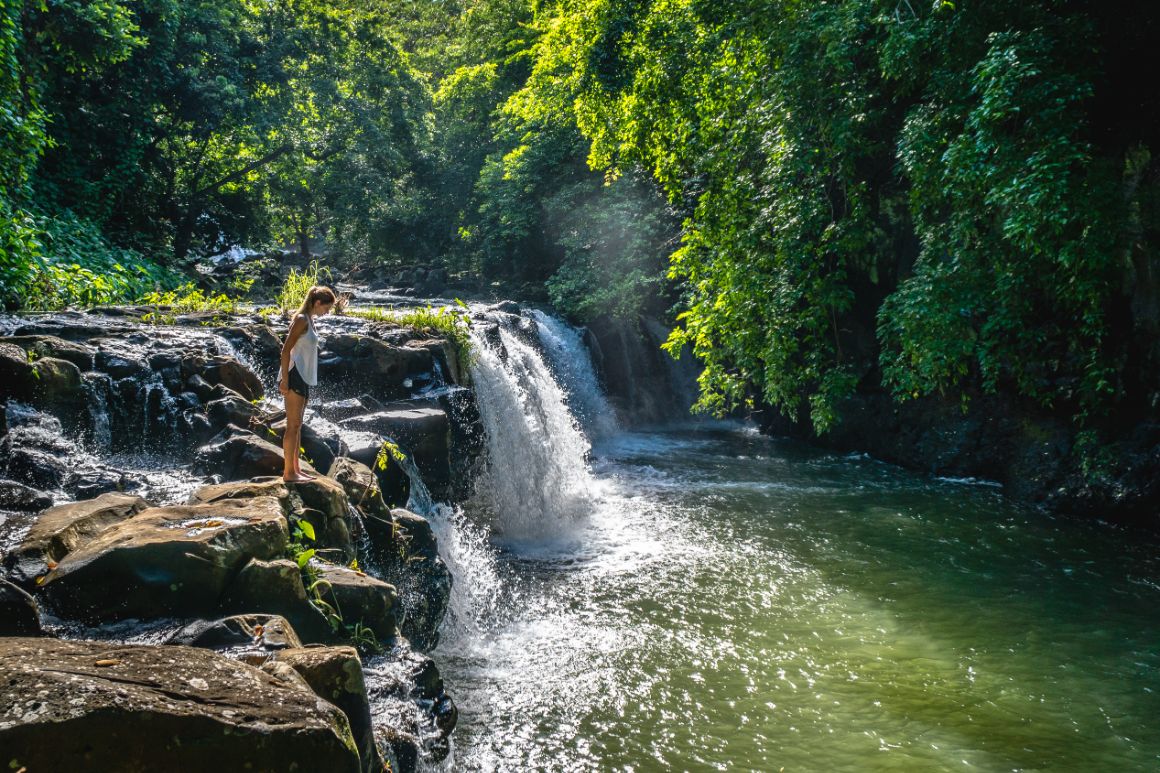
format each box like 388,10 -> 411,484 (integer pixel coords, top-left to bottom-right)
279,285 -> 336,482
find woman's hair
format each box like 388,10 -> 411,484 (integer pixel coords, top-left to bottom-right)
297,285 -> 337,316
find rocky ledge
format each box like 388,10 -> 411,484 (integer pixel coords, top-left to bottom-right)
0,308 -> 469,770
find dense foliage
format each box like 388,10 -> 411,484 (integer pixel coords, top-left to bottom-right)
3,0 -> 1157,437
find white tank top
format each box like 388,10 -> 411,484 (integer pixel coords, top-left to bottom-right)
289,313 -> 319,385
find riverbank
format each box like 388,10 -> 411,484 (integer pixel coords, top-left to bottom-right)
0,304 -> 467,770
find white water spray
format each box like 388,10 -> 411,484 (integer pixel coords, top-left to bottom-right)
528,309 -> 620,442
467,317 -> 597,546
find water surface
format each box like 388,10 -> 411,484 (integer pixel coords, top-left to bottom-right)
439,426 -> 1160,771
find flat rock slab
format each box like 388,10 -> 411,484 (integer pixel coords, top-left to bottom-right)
41,497 -> 288,623
0,637 -> 359,772
4,492 -> 149,589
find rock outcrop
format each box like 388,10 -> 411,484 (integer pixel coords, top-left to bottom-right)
0,638 -> 361,772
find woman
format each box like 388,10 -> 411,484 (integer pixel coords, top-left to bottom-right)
279,285 -> 336,482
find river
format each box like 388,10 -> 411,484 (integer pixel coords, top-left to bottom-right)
434,312 -> 1160,771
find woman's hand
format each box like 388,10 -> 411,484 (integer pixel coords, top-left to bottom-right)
279,377 -> 289,396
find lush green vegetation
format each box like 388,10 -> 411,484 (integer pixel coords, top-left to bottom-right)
3,0 -> 1157,438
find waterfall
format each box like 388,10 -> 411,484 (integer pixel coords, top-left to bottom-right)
466,314 -> 597,546
527,309 -> 620,442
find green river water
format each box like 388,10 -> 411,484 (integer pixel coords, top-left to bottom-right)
439,426 -> 1160,771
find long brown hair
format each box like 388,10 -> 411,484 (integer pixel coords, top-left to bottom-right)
296,285 -> 336,317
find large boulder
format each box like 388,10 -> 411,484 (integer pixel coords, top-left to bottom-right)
0,579 -> 41,636
0,638 -> 360,772
4,492 -> 149,589
271,646 -> 383,773
345,437 -> 410,508
341,407 -> 450,493
40,497 -> 288,623
269,419 -> 348,480
188,476 -> 355,561
0,348 -> 85,413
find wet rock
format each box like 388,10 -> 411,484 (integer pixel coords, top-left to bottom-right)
346,438 -> 410,508
65,467 -> 129,499
0,480 -> 53,512
0,579 -> 41,636
269,419 -> 348,478
202,355 -> 263,401
95,348 -> 147,379
205,392 -> 261,432
221,557 -> 334,644
40,497 -> 288,623
218,324 -> 283,363
320,334 -> 434,400
185,372 -> 216,400
321,395 -> 383,422
187,477 -> 290,508
0,638 -> 361,772
341,407 -> 451,493
5,446 -> 68,490
329,457 -> 391,518
195,426 -> 316,480
168,613 -> 303,653
3,335 -> 94,371
367,509 -> 451,651
314,563 -> 399,645
4,492 -> 148,589
271,646 -> 383,773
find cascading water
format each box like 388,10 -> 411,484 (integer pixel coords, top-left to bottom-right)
465,313 -> 597,547
527,309 -> 619,442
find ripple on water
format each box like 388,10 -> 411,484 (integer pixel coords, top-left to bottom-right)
439,428 -> 1160,772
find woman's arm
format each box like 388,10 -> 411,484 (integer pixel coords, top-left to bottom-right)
279,314 -> 308,394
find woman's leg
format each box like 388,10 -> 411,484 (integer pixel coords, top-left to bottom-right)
283,390 -> 306,481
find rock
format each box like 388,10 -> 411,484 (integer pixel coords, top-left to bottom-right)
0,579 -> 41,636
314,563 -> 399,645
185,372 -> 216,400
205,392 -> 261,431
0,350 -> 85,412
341,407 -> 451,493
5,446 -> 68,490
4,492 -> 148,589
202,355 -> 264,401
187,477 -> 290,507
270,419 -> 348,477
195,426 -> 316,480
369,509 -> 451,651
288,474 -> 355,560
346,438 -> 410,508
40,497 -> 288,623
66,467 -> 129,499
0,480 -> 53,512
271,646 -> 384,773
0,638 -> 360,772
320,334 -> 434,400
217,324 -> 283,363
221,557 -> 334,644
321,396 -> 383,421
95,348 -> 148,379
167,613 -> 303,652
188,475 -> 354,561
2,335 -> 94,371
329,457 -> 391,519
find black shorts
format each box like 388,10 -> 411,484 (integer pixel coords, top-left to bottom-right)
288,366 -> 309,399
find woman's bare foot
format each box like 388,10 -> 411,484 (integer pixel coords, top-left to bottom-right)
282,473 -> 313,483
